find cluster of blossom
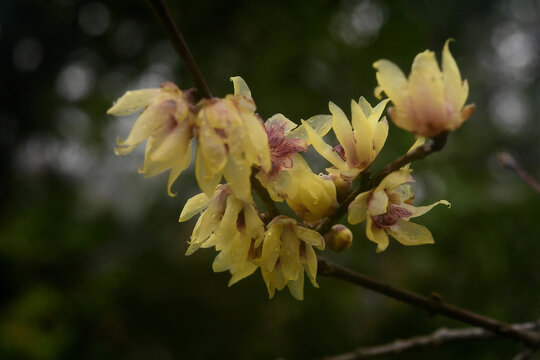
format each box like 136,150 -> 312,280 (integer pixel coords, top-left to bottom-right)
108,40 -> 473,300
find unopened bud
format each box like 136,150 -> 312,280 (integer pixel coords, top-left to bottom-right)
324,224 -> 353,252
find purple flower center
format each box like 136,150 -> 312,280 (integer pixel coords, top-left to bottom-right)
372,204 -> 413,228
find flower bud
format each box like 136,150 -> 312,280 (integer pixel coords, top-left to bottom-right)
324,224 -> 353,252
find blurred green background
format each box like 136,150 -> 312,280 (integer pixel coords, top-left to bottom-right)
1,0 -> 539,359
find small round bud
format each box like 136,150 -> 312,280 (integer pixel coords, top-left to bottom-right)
324,224 -> 353,252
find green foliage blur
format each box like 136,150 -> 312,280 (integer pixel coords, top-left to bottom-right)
1,0 -> 539,359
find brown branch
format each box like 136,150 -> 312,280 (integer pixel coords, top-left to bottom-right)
316,132 -> 448,234
317,256 -> 540,346
322,322 -> 540,360
146,0 -> 213,100
497,152 -> 540,195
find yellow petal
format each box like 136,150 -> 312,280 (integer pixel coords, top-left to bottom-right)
287,270 -> 304,300
261,224 -> 282,272
167,140 -> 192,196
373,117 -> 389,156
302,120 -> 348,172
293,225 -> 325,250
442,39 -> 467,111
368,190 -> 389,216
230,76 -> 252,98
366,217 -> 389,252
373,59 -> 408,103
280,227 -> 301,281
350,100 -> 373,162
289,114 -> 333,143
179,191 -> 213,222
198,122 -> 227,174
243,112 -> 271,171
348,190 -> 371,224
368,99 -> 390,129
223,156 -> 252,202
214,196 -> 242,250
329,102 -> 357,164
400,200 -> 450,220
376,169 -> 411,192
266,113 -> 298,135
304,244 -> 319,287
195,147 -> 222,196
386,219 -> 434,246
107,89 -> 161,116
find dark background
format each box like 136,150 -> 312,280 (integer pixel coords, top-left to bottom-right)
1,0 -> 539,359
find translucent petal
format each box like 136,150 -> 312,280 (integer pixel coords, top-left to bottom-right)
280,228 -> 300,281
387,219 -> 434,246
304,244 -> 319,287
357,96 -> 372,118
289,114 -> 332,143
167,139 -> 192,196
287,270 -> 304,300
266,113 -> 298,135
368,190 -> 388,216
107,89 -> 161,116
373,59 -> 408,103
400,200 -> 450,220
348,190 -> 371,224
179,191 -> 213,222
366,217 -> 389,252
302,120 -> 348,172
230,76 -> 251,98
294,225 -> 325,250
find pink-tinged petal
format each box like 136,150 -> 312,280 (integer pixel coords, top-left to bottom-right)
373,117 -> 389,156
348,190 -> 371,224
329,102 -> 357,165
408,50 -> 448,136
461,103 -> 475,122
386,219 -> 434,246
107,89 -> 161,116
366,217 -> 389,252
373,59 -> 408,104
368,190 -> 389,216
400,200 -> 450,220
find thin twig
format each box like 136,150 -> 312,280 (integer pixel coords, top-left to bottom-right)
316,132 -> 448,234
498,152 -> 540,195
317,256 -> 540,346
146,0 -> 213,100
322,322 -> 540,360
512,347 -> 538,360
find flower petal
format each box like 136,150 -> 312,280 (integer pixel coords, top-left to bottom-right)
294,225 -> 325,250
400,200 -> 450,220
230,76 -> 252,98
302,120 -> 348,172
261,224 -> 282,272
368,190 -> 389,216
280,227 -> 301,281
107,89 -> 161,116
366,217 -> 389,252
179,191 -> 213,222
373,59 -> 408,103
442,39 -> 467,111
289,114 -> 333,143
386,219 -> 434,246
195,147 -> 222,196
329,102 -> 357,165
287,270 -> 304,300
348,190 -> 371,224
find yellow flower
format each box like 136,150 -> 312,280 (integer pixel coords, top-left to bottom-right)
373,40 -> 475,137
107,82 -> 193,196
348,168 -> 449,252
194,77 -> 271,202
303,98 -> 389,181
284,154 -> 337,222
179,185 -> 264,286
259,216 -> 325,300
